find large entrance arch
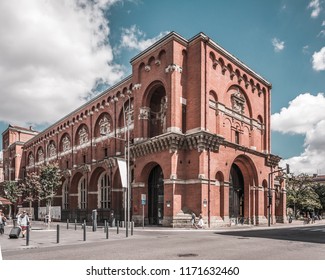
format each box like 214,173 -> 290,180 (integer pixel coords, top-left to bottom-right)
148,165 -> 164,225
228,155 -> 259,223
229,164 -> 244,218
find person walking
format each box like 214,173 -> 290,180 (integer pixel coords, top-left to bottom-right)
197,214 -> 204,229
17,210 -> 30,238
0,209 -> 7,235
191,212 -> 197,229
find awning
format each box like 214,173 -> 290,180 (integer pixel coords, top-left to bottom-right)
0,197 -> 12,205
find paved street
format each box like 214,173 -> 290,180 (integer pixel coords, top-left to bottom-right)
1,220 -> 325,260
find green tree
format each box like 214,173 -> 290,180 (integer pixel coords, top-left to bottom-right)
19,172 -> 41,217
314,183 -> 325,213
286,173 -> 321,217
3,180 -> 19,218
38,163 -> 61,223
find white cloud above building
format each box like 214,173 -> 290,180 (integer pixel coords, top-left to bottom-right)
272,38 -> 285,52
119,25 -> 169,52
0,0 -> 124,126
0,1 -> 170,128
312,47 -> 325,71
308,0 -> 322,18
271,93 -> 325,174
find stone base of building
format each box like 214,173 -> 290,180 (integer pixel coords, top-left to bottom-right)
132,214 -> 285,228
276,215 -> 287,223
255,215 -> 268,225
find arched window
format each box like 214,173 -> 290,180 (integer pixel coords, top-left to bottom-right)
48,143 -> 56,158
98,172 -> 110,209
28,153 -> 34,166
37,148 -> 44,162
99,116 -> 110,135
78,176 -> 87,209
78,126 -> 88,145
148,85 -> 167,137
62,135 -> 71,152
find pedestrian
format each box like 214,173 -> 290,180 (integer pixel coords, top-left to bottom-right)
0,209 -> 7,235
17,210 -> 30,238
191,212 -> 197,229
197,214 -> 204,229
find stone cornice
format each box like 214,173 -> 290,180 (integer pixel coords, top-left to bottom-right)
130,132 -> 186,158
130,130 -> 281,165
186,131 -> 224,152
131,131 -> 224,158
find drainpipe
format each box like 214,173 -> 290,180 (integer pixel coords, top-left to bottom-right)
208,148 -> 211,228
204,36 -> 211,228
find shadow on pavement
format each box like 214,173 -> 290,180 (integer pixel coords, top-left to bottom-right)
215,225 -> 325,244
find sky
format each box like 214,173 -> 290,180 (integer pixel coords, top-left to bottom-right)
0,0 -> 324,175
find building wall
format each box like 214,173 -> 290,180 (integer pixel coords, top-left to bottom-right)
3,32 -> 286,227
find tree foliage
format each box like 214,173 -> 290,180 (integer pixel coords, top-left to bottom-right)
3,180 -> 19,204
314,183 -> 325,211
38,163 -> 61,203
286,173 -> 322,215
19,172 -> 41,204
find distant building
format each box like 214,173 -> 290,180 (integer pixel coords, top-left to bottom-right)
313,175 -> 325,184
1,32 -> 286,227
0,156 -> 3,183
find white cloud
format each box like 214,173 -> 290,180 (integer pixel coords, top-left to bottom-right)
308,0 -> 322,18
0,0 -> 124,126
272,38 -> 285,52
302,45 -> 310,54
271,93 -> 325,174
312,47 -> 325,71
119,25 -> 169,52
272,93 -> 325,134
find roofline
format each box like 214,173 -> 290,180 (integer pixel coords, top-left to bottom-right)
190,33 -> 272,87
1,125 -> 39,137
24,75 -> 133,146
130,31 -> 188,64
131,31 -> 271,87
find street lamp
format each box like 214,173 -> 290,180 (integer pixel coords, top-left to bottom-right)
268,164 -> 290,227
101,90 -> 132,237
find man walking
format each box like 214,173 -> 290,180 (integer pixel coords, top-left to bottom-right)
17,211 -> 30,237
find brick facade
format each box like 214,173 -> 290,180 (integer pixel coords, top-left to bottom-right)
1,32 -> 286,227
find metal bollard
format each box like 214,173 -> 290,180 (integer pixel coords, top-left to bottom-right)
75,219 -> 77,231
83,220 -> 86,241
117,220 -> 119,234
92,209 -> 97,232
106,224 -> 109,239
131,221 -> 134,236
67,219 -> 69,230
57,224 -> 60,243
26,225 -> 30,246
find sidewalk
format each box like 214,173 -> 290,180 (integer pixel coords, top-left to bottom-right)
0,220 -> 135,254
1,218 -> 324,254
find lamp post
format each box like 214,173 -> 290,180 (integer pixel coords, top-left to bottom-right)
121,90 -> 132,238
101,90 -> 132,237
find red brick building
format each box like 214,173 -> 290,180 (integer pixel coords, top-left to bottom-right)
2,32 -> 286,227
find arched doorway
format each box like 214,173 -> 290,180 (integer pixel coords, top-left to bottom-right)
148,165 -> 164,225
229,163 -> 244,219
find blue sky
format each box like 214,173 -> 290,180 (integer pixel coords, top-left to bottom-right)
0,0 -> 324,174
